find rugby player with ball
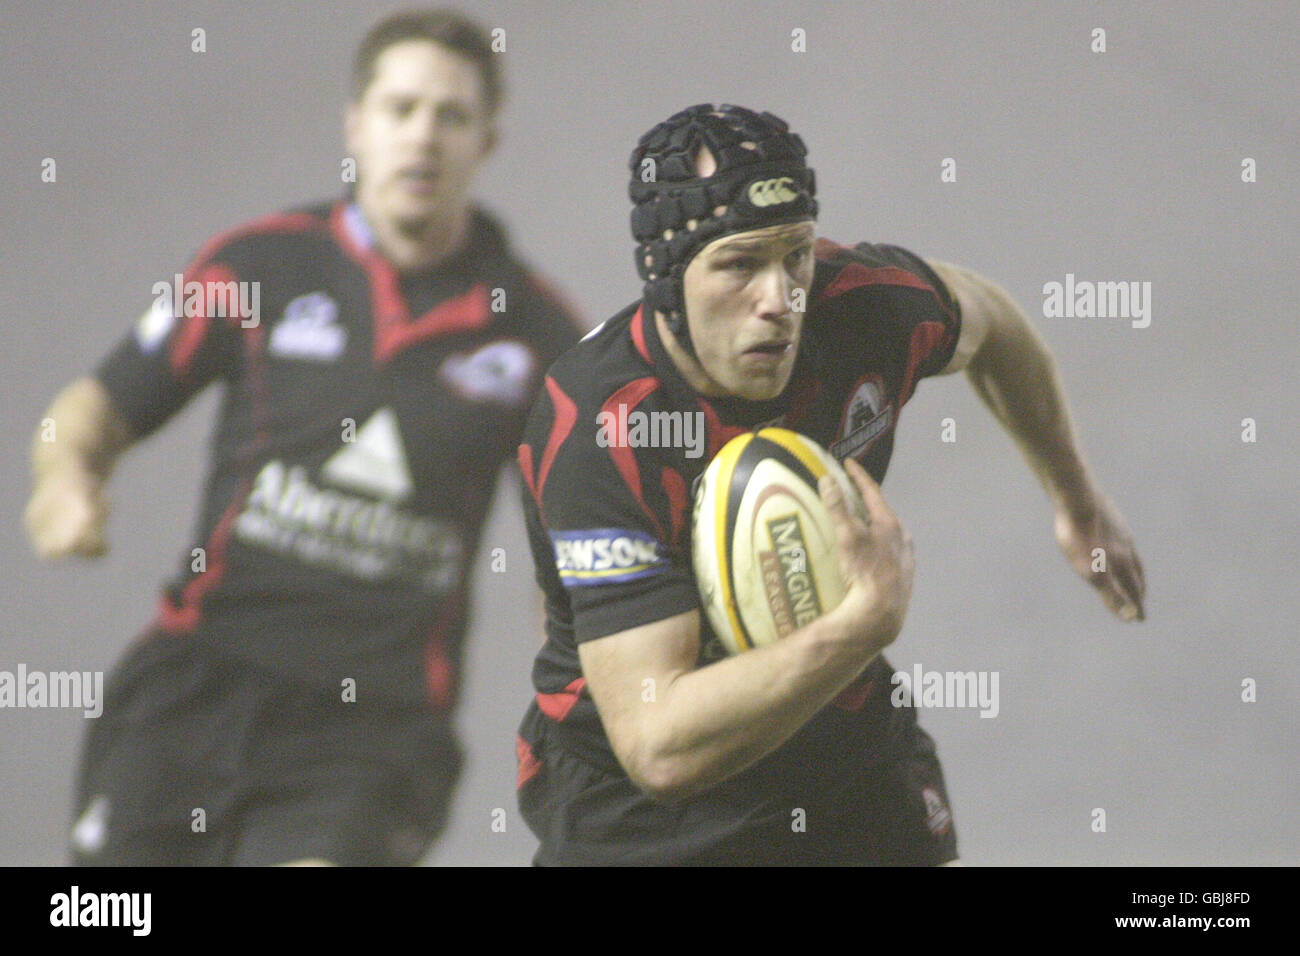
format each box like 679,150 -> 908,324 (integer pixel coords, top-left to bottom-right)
514,104 -> 1145,865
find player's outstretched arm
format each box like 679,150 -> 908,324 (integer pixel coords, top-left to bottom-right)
925,259 -> 1146,622
25,377 -> 135,559
578,458 -> 913,803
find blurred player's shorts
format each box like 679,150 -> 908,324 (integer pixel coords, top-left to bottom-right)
71,629 -> 462,866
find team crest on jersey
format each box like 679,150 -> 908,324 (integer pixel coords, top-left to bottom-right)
921,785 -> 953,836
829,374 -> 893,460
269,292 -> 346,360
550,528 -> 668,587
439,340 -> 536,406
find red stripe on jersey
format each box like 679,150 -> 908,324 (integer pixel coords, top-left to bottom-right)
328,203 -> 493,361
330,201 -> 402,321
602,377 -> 667,541
817,263 -> 934,302
518,444 -> 539,507
898,320 -> 951,405
158,321 -> 270,633
168,263 -> 239,378
817,260 -> 958,328
696,398 -> 751,461
630,305 -> 652,364
516,734 -> 543,789
814,237 -> 847,257
424,630 -> 456,710
424,586 -> 465,709
661,466 -> 688,549
155,479 -> 252,633
187,212 -> 325,274
536,677 -> 586,722
536,377 -> 578,502
154,593 -> 196,633
374,283 -> 493,362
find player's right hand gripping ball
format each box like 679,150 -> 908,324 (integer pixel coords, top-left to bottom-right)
692,428 -> 856,655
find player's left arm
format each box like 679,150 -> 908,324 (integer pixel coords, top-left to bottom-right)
924,258 -> 1146,622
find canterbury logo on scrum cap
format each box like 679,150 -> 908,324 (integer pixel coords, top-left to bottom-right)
747,177 -> 799,207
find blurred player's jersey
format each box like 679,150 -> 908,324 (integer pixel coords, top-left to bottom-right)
516,239 -> 961,863
97,201 -> 583,705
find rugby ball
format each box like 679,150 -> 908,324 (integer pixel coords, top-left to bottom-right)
692,428 -> 860,655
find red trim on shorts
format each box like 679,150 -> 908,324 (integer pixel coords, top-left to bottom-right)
536,677 -> 586,722
516,735 -> 543,789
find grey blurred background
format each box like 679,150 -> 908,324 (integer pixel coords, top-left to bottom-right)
1,0 -> 1296,866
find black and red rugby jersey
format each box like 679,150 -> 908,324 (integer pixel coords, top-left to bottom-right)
516,240 -> 961,856
97,200 -> 584,705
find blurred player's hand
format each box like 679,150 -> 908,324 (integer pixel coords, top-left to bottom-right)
820,456 -> 915,653
24,469 -> 110,559
1054,494 -> 1145,621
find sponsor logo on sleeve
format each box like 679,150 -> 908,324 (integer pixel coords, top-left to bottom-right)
550,528 -> 669,586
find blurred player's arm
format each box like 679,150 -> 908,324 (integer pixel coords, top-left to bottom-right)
579,458 -> 912,803
925,258 -> 1145,622
25,377 -> 135,559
